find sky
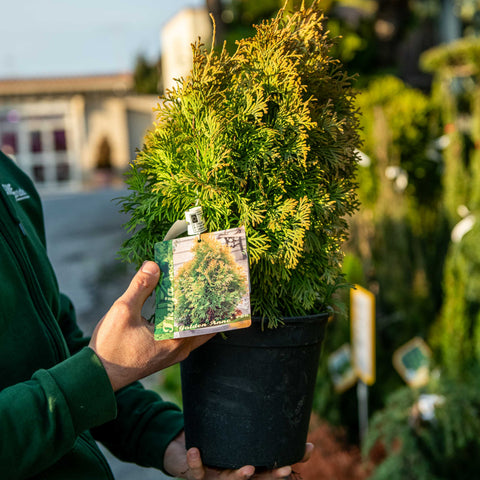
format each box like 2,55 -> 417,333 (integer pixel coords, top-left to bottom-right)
0,0 -> 204,79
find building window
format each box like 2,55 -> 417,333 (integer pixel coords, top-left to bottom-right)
56,163 -> 70,182
30,131 -> 42,153
53,129 -> 67,151
1,132 -> 17,155
33,165 -> 45,183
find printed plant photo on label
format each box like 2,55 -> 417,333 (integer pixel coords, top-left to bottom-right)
154,227 -> 251,339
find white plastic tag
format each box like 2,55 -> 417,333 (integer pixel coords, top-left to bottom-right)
185,206 -> 206,236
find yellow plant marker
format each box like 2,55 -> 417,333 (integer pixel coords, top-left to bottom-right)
350,285 -> 376,386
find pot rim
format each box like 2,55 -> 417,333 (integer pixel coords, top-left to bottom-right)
251,311 -> 329,324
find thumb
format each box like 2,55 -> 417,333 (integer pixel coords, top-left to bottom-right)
186,448 -> 205,479
120,261 -> 160,312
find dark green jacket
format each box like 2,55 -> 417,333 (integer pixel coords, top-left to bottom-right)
0,152 -> 184,479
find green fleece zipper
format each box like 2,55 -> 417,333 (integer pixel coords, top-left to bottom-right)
0,189 -> 69,362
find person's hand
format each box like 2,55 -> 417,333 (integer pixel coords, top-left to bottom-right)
89,261 -> 214,391
164,431 -> 314,479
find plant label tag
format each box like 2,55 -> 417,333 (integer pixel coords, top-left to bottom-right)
393,337 -> 431,387
154,226 -> 251,340
185,206 -> 206,236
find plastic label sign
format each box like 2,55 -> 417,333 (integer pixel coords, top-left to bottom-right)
393,337 -> 431,387
328,343 -> 357,393
350,285 -> 376,385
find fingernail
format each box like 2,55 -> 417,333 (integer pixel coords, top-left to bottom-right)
188,448 -> 200,460
277,466 -> 292,477
141,261 -> 158,275
243,466 -> 255,479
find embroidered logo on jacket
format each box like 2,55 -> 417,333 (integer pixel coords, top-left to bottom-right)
2,183 -> 30,202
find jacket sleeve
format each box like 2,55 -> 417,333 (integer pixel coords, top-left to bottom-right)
91,383 -> 185,472
58,292 -> 185,472
0,347 -> 117,479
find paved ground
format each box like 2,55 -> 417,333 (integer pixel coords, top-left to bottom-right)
42,187 -> 174,480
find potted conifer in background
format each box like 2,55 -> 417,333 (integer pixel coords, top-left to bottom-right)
119,2 -> 360,469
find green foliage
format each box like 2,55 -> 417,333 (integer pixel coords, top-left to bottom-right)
311,5 -> 480,476
425,35 -> 480,377
133,54 -> 161,94
365,378 -> 480,480
421,37 -> 480,76
432,221 -> 480,377
327,17 -> 368,64
356,75 -> 442,209
174,234 -> 247,327
157,363 -> 183,406
224,0 -> 377,77
119,3 -> 360,325
421,39 -> 480,222
312,75 -> 448,437
342,252 -> 366,286
347,75 -> 447,337
441,130 -> 469,223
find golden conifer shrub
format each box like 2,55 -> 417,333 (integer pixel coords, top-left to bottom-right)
119,3 -> 361,326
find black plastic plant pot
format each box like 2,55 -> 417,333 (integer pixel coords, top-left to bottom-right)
180,313 -> 329,469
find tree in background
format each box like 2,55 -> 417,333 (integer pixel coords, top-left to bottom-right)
364,376 -> 480,479
206,0 -> 443,89
313,74 -> 449,439
353,75 -> 447,332
133,53 -> 162,94
422,38 -> 480,378
362,35 -> 480,477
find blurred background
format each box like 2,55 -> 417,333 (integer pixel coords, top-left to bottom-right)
3,0 -> 480,478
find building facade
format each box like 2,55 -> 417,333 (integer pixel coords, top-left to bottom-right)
0,74 -> 158,192
161,7 -> 212,92
0,7 -> 213,193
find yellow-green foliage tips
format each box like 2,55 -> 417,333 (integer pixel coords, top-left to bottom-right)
119,3 -> 361,326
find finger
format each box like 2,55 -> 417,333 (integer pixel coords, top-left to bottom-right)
120,261 -> 160,311
234,465 -> 255,479
273,465 -> 292,478
188,333 -> 216,348
186,448 -> 205,479
300,442 -> 314,463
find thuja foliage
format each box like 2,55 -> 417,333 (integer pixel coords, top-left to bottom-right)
347,75 -> 446,344
421,38 -> 480,224
422,38 -> 480,376
312,75 -> 448,437
364,378 -> 480,480
421,37 -> 480,77
174,234 -> 247,327
356,75 -> 443,214
119,3 -> 360,325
